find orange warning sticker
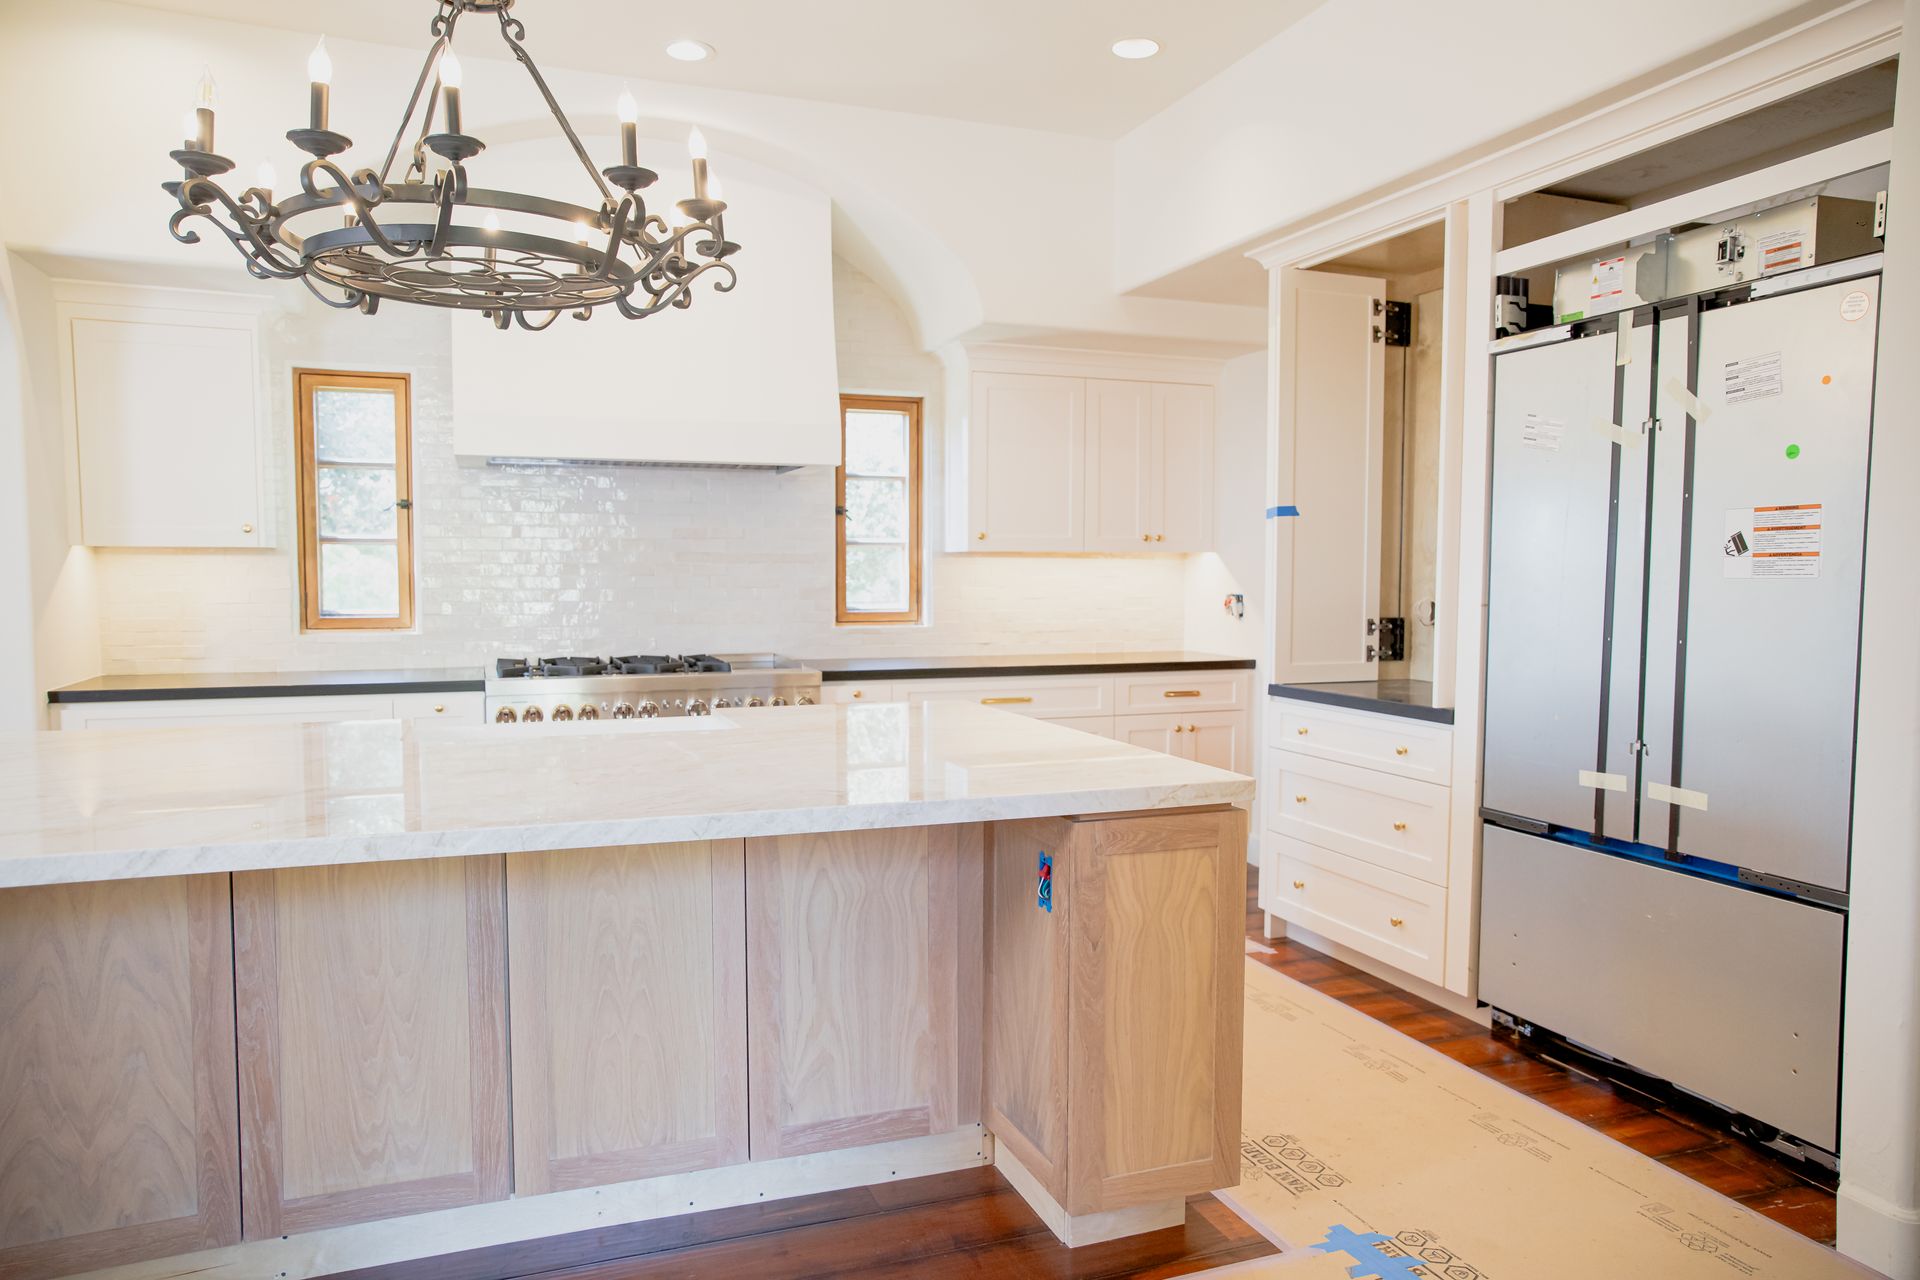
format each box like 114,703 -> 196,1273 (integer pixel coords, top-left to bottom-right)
1725,504 -> 1821,579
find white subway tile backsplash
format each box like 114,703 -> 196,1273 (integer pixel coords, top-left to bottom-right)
91,260 -> 1190,672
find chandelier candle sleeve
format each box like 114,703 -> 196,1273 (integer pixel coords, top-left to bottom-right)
193,71 -> 217,152
308,38 -> 331,131
688,125 -> 709,200
439,48 -> 463,134
618,86 -> 639,169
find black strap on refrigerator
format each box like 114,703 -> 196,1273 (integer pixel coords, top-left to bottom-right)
1666,295 -> 1703,858
1630,305 -> 1661,846
1594,317 -> 1627,839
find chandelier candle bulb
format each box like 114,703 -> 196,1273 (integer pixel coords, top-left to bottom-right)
307,37 -> 331,131
687,125 -> 709,199
439,48 -> 463,135
617,86 -> 638,167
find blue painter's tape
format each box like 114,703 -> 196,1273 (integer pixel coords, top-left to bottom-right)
1267,505 -> 1301,518
1309,1225 -> 1429,1280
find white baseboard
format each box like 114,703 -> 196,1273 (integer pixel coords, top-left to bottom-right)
1838,1181 -> 1920,1279
77,1127 -> 990,1280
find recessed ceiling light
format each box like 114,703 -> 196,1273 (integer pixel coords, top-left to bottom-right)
1111,38 -> 1160,60
666,39 -> 714,62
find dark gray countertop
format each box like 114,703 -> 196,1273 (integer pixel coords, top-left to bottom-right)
1268,679 -> 1454,725
48,669 -> 487,703
809,651 -> 1257,682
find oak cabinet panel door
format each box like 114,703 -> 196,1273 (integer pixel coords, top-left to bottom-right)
233,856 -> 510,1237
746,825 -> 983,1160
507,841 -> 749,1195
0,876 -> 240,1280
1065,808 -> 1246,1215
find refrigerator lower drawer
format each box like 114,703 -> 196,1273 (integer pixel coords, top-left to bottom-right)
1267,835 -> 1446,985
1480,824 -> 1843,1151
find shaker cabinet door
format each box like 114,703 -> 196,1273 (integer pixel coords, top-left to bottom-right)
967,372 -> 1085,551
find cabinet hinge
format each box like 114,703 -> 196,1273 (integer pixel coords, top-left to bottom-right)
1366,618 -> 1379,636
1366,644 -> 1378,662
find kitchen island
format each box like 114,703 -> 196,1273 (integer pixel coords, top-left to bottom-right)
0,703 -> 1251,1279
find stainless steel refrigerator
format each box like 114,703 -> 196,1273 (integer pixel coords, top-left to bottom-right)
1479,258 -> 1883,1161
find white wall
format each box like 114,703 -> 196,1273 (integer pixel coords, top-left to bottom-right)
1838,7 -> 1920,1273
1113,0 -> 1831,293
84,258 -> 1194,672
0,0 -> 1261,354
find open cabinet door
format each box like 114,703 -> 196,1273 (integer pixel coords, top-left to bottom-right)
1272,267 -> 1386,683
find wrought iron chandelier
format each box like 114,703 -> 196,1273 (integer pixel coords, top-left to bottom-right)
163,0 -> 739,330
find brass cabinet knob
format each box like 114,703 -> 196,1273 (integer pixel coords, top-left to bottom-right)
1294,793 -> 1308,803
1292,879 -> 1306,890
852,690 -> 863,699
1187,723 -> 1197,732
1395,745 -> 1410,756
1389,916 -> 1405,928
1141,533 -> 1151,542
1296,726 -> 1309,736
433,704 -> 445,713
1154,533 -> 1164,542
977,531 -> 987,540
242,522 -> 254,533
1392,821 -> 1407,831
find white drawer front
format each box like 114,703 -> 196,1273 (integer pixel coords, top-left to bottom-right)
1267,699 -> 1453,783
1266,835 -> 1445,984
1267,751 -> 1450,886
53,693 -> 397,729
390,691 -> 484,722
821,682 -> 896,705
893,675 -> 1113,719
1115,670 -> 1250,715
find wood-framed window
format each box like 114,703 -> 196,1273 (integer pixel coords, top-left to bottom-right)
293,369 -> 415,630
835,394 -> 923,625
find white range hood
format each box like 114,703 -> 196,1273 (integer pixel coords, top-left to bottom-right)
452,145 -> 842,470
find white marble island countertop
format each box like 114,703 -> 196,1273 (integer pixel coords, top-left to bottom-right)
0,702 -> 1252,887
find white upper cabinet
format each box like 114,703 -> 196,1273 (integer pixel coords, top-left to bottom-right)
1154,382 -> 1215,552
1271,268 -> 1385,682
1084,379 -> 1153,551
953,347 -> 1219,554
968,371 -> 1086,552
57,285 -> 266,549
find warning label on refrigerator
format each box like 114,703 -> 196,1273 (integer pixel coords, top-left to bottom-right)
1724,504 -> 1822,578
1724,351 -> 1784,404
1589,256 -> 1626,303
1520,413 -> 1567,452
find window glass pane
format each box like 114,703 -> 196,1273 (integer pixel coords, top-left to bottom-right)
844,544 -> 907,612
320,542 -> 400,616
314,389 -> 397,463
317,466 -> 398,538
844,476 -> 906,542
844,410 -> 907,476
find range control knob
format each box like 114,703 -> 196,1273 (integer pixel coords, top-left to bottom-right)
551,704 -> 574,721
714,696 -> 741,709
523,706 -> 545,723
796,694 -> 816,706
576,703 -> 600,720
687,698 -> 711,716
494,706 -> 518,723
636,700 -> 659,719
612,702 -> 635,719
747,696 -> 766,708
770,696 -> 788,707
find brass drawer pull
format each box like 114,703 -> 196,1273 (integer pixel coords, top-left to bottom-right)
1163,690 -> 1203,698
1294,794 -> 1308,803
1395,746 -> 1410,756
981,696 -> 1033,705
1390,916 -> 1405,928
1296,726 -> 1309,735
1292,879 -> 1306,890
1392,821 -> 1407,831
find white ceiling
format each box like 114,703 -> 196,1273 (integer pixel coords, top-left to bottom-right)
115,0 -> 1328,138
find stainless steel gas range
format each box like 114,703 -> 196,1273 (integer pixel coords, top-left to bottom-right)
484,654 -> 821,724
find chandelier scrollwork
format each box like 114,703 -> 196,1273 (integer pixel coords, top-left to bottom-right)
162,0 -> 740,330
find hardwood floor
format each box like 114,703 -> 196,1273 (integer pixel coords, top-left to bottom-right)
1243,865 -> 1841,1247
335,1167 -> 1277,1279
